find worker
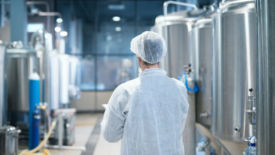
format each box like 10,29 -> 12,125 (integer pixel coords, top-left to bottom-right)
101,31 -> 189,155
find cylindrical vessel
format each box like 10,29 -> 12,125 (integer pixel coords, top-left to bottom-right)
192,18 -> 212,128
191,17 -> 222,154
28,72 -> 40,150
255,0 -> 275,154
69,56 -> 81,100
212,1 -> 257,154
49,51 -> 59,110
0,126 -> 20,155
151,11 -> 197,78
32,108 -> 40,149
59,54 -> 70,105
0,44 -> 6,127
31,30 -> 52,110
6,48 -> 38,112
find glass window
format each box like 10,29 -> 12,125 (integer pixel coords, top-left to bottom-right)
80,55 -> 95,90
56,0 -> 166,91
96,1 -> 135,54
96,55 -> 138,90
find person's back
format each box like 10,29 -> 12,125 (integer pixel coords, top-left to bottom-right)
121,69 -> 188,155
101,31 -> 189,155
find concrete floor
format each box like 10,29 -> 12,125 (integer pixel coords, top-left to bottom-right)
18,113 -> 206,155
49,113 -> 121,155
50,113 -> 101,155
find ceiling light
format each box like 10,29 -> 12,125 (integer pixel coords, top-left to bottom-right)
112,16 -> 121,22
56,18 -> 63,23
60,31 -> 68,37
55,27 -> 61,32
115,27 -> 121,32
108,4 -> 125,10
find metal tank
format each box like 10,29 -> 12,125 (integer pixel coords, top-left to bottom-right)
69,56 -> 81,100
191,18 -> 223,154
30,30 -> 53,108
49,39 -> 81,109
152,9 -> 198,155
212,0 -> 257,154
256,0 -> 275,154
0,125 -> 20,155
6,48 -> 38,112
151,11 -> 197,78
0,44 -> 6,127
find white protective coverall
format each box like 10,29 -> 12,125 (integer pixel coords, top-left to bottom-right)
101,68 -> 189,155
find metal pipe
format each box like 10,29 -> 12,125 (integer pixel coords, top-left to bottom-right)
163,1 -> 197,76
255,0 -> 275,154
220,0 -> 255,10
27,1 -> 50,33
0,0 -> 10,4
38,12 -> 62,18
198,139 -> 210,151
1,0 -> 4,27
45,145 -> 86,151
58,113 -> 63,150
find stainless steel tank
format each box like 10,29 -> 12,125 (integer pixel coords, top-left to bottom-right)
192,18 -> 212,128
0,125 -> 20,155
0,44 -> 6,127
212,0 -> 257,154
255,0 -> 275,154
31,30 -> 52,108
151,11 -> 197,78
191,18 -> 222,154
6,48 -> 38,112
69,56 -> 81,100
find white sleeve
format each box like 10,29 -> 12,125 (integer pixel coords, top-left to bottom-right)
100,84 -> 129,142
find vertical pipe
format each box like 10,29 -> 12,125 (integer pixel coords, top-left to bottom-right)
256,0 -> 275,154
10,0 -> 27,46
29,72 -> 40,150
183,77 -> 196,155
58,113 -> 63,149
0,45 -> 5,127
1,0 -> 4,27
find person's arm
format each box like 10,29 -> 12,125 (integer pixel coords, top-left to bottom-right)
101,84 -> 128,142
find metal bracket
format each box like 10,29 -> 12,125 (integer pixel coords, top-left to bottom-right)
246,96 -> 256,125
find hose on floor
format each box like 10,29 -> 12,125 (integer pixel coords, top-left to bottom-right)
19,119 -> 57,155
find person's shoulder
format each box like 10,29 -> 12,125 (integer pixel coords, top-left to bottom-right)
170,78 -> 185,87
114,78 -> 140,93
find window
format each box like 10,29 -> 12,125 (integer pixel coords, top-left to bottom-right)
56,0 -> 166,91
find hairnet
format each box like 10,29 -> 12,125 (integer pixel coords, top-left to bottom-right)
130,31 -> 167,64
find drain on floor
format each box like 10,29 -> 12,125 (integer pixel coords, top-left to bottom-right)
81,115 -> 103,155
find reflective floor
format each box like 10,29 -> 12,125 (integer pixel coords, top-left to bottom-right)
50,113 -> 121,155
18,113 -> 206,155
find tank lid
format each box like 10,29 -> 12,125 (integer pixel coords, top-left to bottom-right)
220,0 -> 255,11
7,48 -> 36,54
195,18 -> 212,26
0,125 -> 17,133
155,11 -> 198,25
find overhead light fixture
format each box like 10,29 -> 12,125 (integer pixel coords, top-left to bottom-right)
56,18 -> 63,23
115,27 -> 121,32
60,31 -> 68,37
112,16 -> 121,22
55,27 -> 61,32
108,4 -> 125,10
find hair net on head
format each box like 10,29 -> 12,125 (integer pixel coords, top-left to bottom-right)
130,31 -> 167,64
